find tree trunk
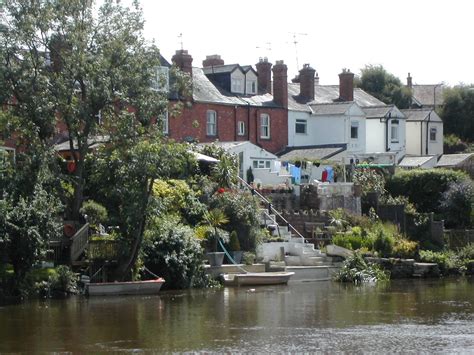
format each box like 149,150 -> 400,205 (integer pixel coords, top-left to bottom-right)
113,178 -> 154,281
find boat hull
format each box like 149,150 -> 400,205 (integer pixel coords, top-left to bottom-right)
222,272 -> 294,286
86,278 -> 165,296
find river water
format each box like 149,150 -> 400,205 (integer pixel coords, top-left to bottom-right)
1,277 -> 473,353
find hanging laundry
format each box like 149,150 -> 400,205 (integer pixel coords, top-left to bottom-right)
271,160 -> 281,173
326,166 -> 334,182
321,169 -> 328,182
290,165 -> 301,185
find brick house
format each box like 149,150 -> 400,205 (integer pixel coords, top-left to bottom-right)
166,50 -> 288,154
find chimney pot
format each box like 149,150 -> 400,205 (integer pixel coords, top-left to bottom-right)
299,64 -> 316,101
172,49 -> 193,76
272,60 -> 288,108
256,57 -> 273,94
407,73 -> 412,88
339,69 -> 354,101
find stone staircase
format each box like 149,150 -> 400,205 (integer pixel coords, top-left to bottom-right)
257,208 -> 339,267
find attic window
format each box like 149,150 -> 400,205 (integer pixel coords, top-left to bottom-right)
231,78 -> 243,93
391,120 -> 399,143
295,119 -> 307,134
151,66 -> 169,92
246,79 -> 257,95
351,121 -> 359,139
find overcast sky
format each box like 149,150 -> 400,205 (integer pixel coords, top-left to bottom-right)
139,0 -> 473,86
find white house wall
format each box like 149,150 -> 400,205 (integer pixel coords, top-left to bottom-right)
424,121 -> 443,156
365,119 -> 385,153
288,110 -> 312,147
406,121 -> 422,155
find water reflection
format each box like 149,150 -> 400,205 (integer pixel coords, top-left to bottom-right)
0,277 -> 473,352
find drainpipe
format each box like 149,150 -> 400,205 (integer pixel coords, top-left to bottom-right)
385,112 -> 391,152
420,121 -> 423,156
255,108 -> 259,146
234,105 -> 237,141
247,103 -> 251,141
426,112 -> 431,155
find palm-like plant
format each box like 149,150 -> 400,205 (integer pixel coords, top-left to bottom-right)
202,209 -> 229,252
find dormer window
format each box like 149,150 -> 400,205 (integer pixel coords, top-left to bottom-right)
391,120 -> 399,143
246,80 -> 257,95
152,66 -> 169,92
231,78 -> 243,93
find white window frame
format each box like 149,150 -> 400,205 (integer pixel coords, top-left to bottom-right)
231,78 -> 243,93
152,66 -> 169,92
430,127 -> 437,141
260,113 -> 270,139
162,111 -> 169,135
237,121 -> 245,136
246,79 -> 257,95
206,110 -> 217,136
350,121 -> 359,139
391,120 -> 399,143
295,119 -> 307,134
252,160 -> 271,169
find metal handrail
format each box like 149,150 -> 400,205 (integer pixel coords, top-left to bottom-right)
236,176 -> 305,242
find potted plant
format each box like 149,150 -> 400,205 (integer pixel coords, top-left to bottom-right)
202,209 -> 229,267
229,231 -> 243,264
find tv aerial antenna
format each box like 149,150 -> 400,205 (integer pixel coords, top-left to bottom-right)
256,42 -> 272,58
178,33 -> 184,50
289,32 -> 307,71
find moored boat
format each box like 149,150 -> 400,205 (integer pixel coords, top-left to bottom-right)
86,278 -> 165,296
222,272 -> 294,287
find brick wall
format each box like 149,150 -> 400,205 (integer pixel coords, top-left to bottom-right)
168,101 -> 288,154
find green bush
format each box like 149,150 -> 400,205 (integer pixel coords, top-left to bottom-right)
80,200 -> 108,227
142,216 -> 209,289
386,168 -> 469,213
242,252 -> 256,265
440,180 -> 473,228
458,243 -> 474,260
229,231 -> 241,251
392,239 -> 418,259
210,190 -> 261,252
373,230 -> 395,257
334,252 -> 389,284
48,266 -> 78,295
419,250 -> 463,275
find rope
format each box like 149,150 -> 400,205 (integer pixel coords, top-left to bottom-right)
218,239 -> 248,274
143,265 -> 161,279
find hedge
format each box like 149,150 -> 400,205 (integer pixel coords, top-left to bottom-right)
386,168 -> 469,213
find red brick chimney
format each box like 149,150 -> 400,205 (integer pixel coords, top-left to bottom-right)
172,49 -> 193,76
272,60 -> 288,108
407,72 -> 412,88
256,57 -> 272,94
202,54 -> 224,67
299,64 -> 316,101
339,69 -> 354,101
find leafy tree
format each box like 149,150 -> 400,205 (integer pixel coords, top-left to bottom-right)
1,0 -> 183,220
356,65 -> 412,109
89,138 -> 196,280
3,178 -> 62,292
440,180 -> 473,228
443,134 -> 468,154
441,85 -> 474,142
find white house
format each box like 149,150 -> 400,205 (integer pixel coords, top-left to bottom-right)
362,105 -> 406,163
200,141 -> 291,186
402,109 -> 443,157
286,66 -> 404,165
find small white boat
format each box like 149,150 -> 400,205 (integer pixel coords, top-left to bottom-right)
222,272 -> 294,287
86,278 -> 165,296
